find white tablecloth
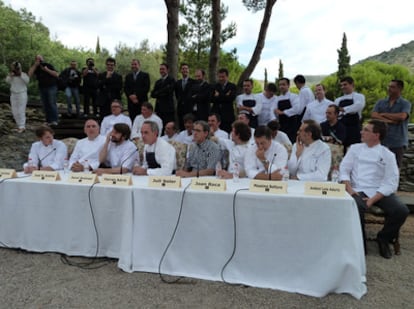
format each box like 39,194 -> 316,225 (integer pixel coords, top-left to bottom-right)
0,173 -> 133,258
119,177 -> 366,299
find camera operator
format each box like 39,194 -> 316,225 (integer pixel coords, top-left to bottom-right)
82,58 -> 99,117
28,55 -> 59,126
5,61 -> 29,133
60,60 -> 81,118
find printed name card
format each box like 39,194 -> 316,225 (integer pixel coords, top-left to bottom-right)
304,182 -> 345,197
190,178 -> 226,191
100,174 -> 132,186
0,168 -> 17,179
148,176 -> 181,188
249,180 -> 287,194
67,172 -> 99,184
31,170 -> 61,181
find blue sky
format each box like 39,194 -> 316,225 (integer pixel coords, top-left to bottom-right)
4,0 -> 414,79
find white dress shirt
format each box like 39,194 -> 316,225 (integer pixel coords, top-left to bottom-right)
272,92 -> 300,117
27,139 -> 67,170
105,140 -> 139,172
161,133 -> 179,142
273,131 -> 292,147
211,129 -> 229,139
69,135 -> 106,170
257,92 -> 277,126
131,113 -> 163,139
334,92 -> 366,119
236,93 -> 262,116
142,138 -> 176,176
244,140 -> 288,179
298,86 -> 315,114
176,130 -> 194,145
339,143 -> 399,197
288,139 -> 331,181
100,114 -> 132,136
218,138 -> 250,174
302,98 -> 333,123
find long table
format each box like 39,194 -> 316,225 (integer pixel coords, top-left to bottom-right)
0,174 -> 366,299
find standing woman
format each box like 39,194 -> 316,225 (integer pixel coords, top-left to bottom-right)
5,61 -> 29,133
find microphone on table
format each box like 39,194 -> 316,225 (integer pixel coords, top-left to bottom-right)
268,153 -> 277,181
119,148 -> 139,175
38,148 -> 56,170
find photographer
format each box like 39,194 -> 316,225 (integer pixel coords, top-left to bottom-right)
5,61 -> 29,133
82,58 -> 99,117
28,55 -> 59,126
60,60 -> 81,117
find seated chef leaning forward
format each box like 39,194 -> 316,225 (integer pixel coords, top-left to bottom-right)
95,123 -> 139,175
132,120 -> 176,176
288,119 -> 331,181
24,125 -> 67,173
244,125 -> 288,180
175,120 -> 221,178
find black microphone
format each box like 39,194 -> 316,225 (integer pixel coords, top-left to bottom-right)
268,153 -> 277,180
38,148 -> 56,170
119,148 -> 139,175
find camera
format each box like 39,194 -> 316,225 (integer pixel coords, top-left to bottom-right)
12,61 -> 21,74
87,59 -> 94,69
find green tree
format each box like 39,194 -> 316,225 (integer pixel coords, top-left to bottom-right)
95,36 -> 101,54
336,32 -> 351,93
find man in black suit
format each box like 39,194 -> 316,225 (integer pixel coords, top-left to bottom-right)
211,68 -> 237,133
175,63 -> 195,130
97,57 -> 123,117
188,69 -> 211,122
151,63 -> 176,131
124,59 -> 150,122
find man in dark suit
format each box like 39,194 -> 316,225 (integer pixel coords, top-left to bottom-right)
97,57 -> 122,117
175,63 -> 195,130
211,68 -> 237,133
151,63 -> 176,131
124,59 -> 150,122
188,69 -> 211,122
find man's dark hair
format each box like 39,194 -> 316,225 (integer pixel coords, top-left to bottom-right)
391,79 -> 404,89
254,125 -> 272,140
106,57 -> 116,65
265,82 -> 277,93
183,113 -> 195,123
315,83 -> 326,90
218,68 -> 229,76
293,74 -> 306,84
267,119 -> 280,132
303,120 -> 322,140
327,104 -> 340,115
113,123 -> 131,140
160,63 -> 169,70
180,63 -> 188,68
279,77 -> 290,86
232,121 -> 251,142
35,125 -> 54,138
141,101 -> 154,111
340,76 -> 354,84
208,113 -> 221,123
368,119 -> 388,141
243,78 -> 253,85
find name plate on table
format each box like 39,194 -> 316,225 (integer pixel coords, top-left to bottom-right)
100,174 -> 132,186
0,168 -> 17,179
190,178 -> 226,191
31,170 -> 61,181
148,176 -> 181,188
67,172 -> 99,184
304,182 -> 345,197
249,179 -> 287,194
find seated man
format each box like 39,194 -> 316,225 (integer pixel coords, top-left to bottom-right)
96,123 -> 139,175
176,113 -> 195,145
176,120 -> 221,177
288,120 -> 331,181
100,99 -> 132,136
24,125 -> 67,173
267,119 -> 292,148
339,119 -> 409,259
216,121 -> 252,179
244,126 -> 288,180
132,121 -> 176,176
237,111 -> 255,146
69,119 -> 106,172
320,104 -> 346,145
130,102 -> 163,140
208,113 -> 229,139
161,121 -> 179,142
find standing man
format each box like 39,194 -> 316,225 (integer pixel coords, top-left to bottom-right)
302,84 -> 332,124
28,55 -> 59,126
124,59 -> 150,122
236,79 -> 261,129
151,63 -> 176,130
211,68 -> 237,133
188,69 -> 211,121
257,82 -> 277,126
175,63 -> 194,130
294,74 -> 315,123
98,57 -> 123,117
371,79 -> 412,167
82,58 -> 99,117
60,60 -> 81,118
339,119 -> 409,258
130,102 -> 163,140
334,76 -> 365,149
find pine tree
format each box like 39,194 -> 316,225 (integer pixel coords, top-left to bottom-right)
337,33 -> 351,82
264,68 -> 268,87
95,36 -> 101,54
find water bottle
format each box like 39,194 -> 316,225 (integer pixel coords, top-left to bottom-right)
331,167 -> 340,183
215,161 -> 222,178
83,159 -> 90,173
63,158 -> 69,174
233,162 -> 239,182
282,166 -> 289,182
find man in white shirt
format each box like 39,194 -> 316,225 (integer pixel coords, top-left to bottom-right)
244,126 -> 288,180
237,112 -> 255,146
288,120 -> 331,181
100,100 -> 132,136
302,84 -> 332,123
236,79 -> 262,128
133,121 -> 176,176
131,102 -> 163,140
339,119 -> 409,259
69,119 -> 106,172
176,113 -> 195,145
267,120 -> 292,148
294,74 -> 315,119
96,123 -> 138,175
24,125 -> 67,173
257,83 -> 277,126
208,113 -> 229,139
161,121 -> 179,142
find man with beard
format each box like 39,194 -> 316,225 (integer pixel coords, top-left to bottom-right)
98,57 -> 123,117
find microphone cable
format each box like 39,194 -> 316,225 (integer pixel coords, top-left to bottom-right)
220,187 -> 249,284
158,181 -> 192,284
